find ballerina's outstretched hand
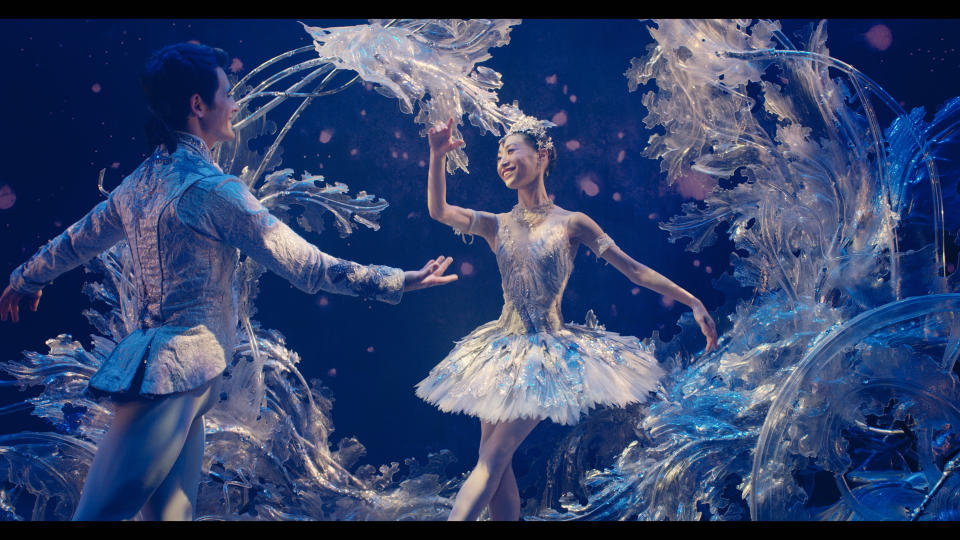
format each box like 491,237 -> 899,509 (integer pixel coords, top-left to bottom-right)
692,301 -> 718,354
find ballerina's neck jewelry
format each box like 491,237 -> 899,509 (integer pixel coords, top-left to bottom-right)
513,201 -> 554,229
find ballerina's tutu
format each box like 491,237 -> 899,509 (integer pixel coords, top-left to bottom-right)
416,204 -> 664,426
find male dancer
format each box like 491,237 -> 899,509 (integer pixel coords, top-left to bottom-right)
0,42 -> 456,520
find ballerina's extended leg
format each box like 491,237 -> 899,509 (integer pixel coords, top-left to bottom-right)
478,421 -> 523,521
449,417 -> 539,521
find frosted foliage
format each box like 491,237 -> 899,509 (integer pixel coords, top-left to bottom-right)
627,19 -> 903,307
528,20 -> 957,522
301,19 -> 528,174
257,168 -> 390,238
523,18 -> 960,521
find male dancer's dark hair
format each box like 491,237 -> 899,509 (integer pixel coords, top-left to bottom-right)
141,42 -> 231,152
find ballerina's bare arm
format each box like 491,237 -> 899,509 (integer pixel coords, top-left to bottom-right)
568,211 -> 718,353
426,118 -> 497,246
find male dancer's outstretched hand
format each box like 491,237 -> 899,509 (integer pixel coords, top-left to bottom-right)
0,284 -> 42,323
404,255 -> 458,292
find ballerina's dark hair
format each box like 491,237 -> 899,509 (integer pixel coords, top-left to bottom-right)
140,42 -> 231,152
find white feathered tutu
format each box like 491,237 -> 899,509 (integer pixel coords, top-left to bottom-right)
416,204 -> 664,426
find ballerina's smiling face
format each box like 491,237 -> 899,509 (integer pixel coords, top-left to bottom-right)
497,134 -> 547,190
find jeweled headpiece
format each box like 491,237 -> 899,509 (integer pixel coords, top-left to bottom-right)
501,114 -> 556,152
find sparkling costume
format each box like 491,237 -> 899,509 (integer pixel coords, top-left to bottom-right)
9,132 -> 404,398
416,203 -> 663,426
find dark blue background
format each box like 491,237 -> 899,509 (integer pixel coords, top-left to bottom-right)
2,19 -> 959,477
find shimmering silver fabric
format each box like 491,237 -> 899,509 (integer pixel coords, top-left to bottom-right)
10,132 -> 404,396
417,204 -> 663,425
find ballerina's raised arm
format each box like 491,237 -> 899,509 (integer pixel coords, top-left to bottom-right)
426,118 -> 499,248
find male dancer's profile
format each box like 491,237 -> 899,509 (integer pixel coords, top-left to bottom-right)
0,42 -> 456,521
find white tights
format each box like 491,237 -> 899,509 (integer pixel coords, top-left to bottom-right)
72,377 -> 220,521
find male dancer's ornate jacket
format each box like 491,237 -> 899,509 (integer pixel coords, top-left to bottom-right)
9,132 -> 404,396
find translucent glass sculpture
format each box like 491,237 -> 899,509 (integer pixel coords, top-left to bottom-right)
527,19 -> 960,521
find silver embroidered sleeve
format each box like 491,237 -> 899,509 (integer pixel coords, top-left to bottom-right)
10,197 -> 124,294
186,178 -> 405,304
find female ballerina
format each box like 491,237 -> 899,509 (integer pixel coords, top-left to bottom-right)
415,117 -> 718,521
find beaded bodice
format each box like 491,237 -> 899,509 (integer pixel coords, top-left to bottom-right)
495,204 -> 574,334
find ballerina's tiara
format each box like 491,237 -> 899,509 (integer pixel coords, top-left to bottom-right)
502,114 -> 556,152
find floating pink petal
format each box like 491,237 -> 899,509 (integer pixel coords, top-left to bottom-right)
460,261 -> 474,276
565,140 -> 581,151
551,110 -> 568,126
318,129 -> 334,143
865,24 -> 893,51
577,174 -> 599,196
0,184 -> 15,210
91,83 -> 101,93
229,57 -> 243,73
545,74 -> 557,85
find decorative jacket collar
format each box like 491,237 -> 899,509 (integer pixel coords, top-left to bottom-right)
173,131 -> 214,163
